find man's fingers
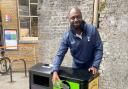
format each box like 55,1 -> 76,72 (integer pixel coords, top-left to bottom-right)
93,69 -> 95,74
88,67 -> 97,74
52,77 -> 60,86
52,79 -> 55,85
88,68 -> 90,71
52,72 -> 60,86
88,68 -> 93,73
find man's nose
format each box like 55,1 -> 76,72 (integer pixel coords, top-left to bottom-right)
74,17 -> 78,21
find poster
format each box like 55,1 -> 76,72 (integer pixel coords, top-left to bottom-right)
4,29 -> 17,50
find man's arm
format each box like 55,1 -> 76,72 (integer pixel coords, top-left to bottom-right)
52,32 -> 69,85
92,27 -> 103,69
52,32 -> 69,72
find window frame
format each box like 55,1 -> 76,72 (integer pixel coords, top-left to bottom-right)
17,0 -> 38,43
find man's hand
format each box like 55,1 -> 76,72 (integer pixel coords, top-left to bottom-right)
52,71 -> 60,86
88,67 -> 97,74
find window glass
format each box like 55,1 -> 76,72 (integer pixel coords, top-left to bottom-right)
19,18 -> 30,37
30,4 -> 37,16
19,0 -> 29,16
30,0 -> 38,3
31,17 -> 38,37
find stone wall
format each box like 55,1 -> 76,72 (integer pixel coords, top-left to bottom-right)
99,0 -> 128,89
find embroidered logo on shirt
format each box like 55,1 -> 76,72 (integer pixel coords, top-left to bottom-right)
87,36 -> 90,42
71,41 -> 75,44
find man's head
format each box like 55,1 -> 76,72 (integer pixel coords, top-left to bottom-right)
68,7 -> 83,29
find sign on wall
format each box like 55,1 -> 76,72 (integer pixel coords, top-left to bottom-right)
4,29 -> 18,50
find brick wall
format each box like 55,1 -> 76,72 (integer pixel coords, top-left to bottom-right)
5,43 -> 38,71
0,0 -> 18,29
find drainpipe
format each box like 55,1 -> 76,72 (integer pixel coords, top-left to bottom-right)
93,0 -> 99,28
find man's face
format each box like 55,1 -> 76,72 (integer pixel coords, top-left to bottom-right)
68,9 -> 82,29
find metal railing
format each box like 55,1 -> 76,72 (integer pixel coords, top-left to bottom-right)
0,44 -> 38,82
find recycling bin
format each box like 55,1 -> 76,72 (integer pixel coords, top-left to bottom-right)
29,63 -> 99,89
54,66 -> 99,89
29,63 -> 53,89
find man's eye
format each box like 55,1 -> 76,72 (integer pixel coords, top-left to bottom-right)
76,16 -> 81,19
71,17 -> 75,20
71,16 -> 81,20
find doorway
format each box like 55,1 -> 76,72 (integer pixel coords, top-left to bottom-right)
0,6 -> 3,46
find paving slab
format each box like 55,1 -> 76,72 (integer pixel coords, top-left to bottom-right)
0,72 -> 29,89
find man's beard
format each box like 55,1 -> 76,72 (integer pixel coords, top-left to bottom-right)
71,22 -> 81,29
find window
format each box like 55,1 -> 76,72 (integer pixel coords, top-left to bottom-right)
18,0 -> 38,41
19,0 -> 29,16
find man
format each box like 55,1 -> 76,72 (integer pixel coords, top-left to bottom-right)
52,7 -> 103,85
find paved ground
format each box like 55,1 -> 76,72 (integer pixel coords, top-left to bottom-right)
0,72 -> 29,89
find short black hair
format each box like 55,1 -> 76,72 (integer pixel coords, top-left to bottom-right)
67,7 -> 82,18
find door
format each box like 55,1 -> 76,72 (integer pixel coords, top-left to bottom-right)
0,6 -> 3,46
